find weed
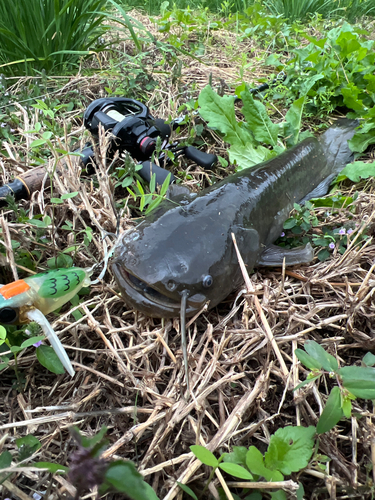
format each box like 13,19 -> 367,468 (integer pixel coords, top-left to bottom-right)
295,340 -> 375,433
278,190 -> 369,261
197,83 -> 310,169
127,172 -> 172,214
0,0 -> 109,76
187,426 -> 314,499
266,22 -> 375,146
0,427 -> 158,499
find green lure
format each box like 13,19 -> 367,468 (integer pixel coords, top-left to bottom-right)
0,267 -> 92,377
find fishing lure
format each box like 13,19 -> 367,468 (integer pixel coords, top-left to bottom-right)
0,268 -> 92,377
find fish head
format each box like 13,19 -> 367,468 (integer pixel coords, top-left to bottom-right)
112,200 -> 255,318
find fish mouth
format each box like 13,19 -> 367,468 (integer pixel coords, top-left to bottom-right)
112,263 -> 203,318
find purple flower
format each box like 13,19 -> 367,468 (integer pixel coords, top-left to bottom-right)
280,232 -> 285,237
33,340 -> 43,347
347,228 -> 353,235
329,242 -> 335,249
339,228 -> 346,235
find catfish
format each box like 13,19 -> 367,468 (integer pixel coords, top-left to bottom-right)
112,119 -> 357,319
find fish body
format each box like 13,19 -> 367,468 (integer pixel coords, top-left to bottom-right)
113,119 -> 357,318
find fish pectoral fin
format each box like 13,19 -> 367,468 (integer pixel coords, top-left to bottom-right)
299,174 -> 336,204
231,227 -> 260,265
257,243 -> 314,267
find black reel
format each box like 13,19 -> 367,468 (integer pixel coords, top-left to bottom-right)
81,97 -> 217,186
83,97 -> 171,162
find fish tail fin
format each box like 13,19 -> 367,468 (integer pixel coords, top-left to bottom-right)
319,118 -> 359,174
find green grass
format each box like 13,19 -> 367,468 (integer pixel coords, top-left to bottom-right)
0,0 -> 109,75
264,0 -> 375,22
116,0 -> 257,15
118,0 -> 375,20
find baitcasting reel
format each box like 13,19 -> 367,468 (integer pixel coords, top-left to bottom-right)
0,97 -> 217,205
81,97 -> 217,185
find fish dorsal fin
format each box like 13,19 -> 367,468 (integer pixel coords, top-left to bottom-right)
257,243 -> 314,267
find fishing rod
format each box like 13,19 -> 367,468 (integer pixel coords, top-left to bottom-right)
0,72 -> 286,206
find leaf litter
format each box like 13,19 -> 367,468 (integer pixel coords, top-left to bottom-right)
1,11 -> 375,500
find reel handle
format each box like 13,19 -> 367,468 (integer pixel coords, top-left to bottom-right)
138,161 -> 176,186
184,146 -> 217,170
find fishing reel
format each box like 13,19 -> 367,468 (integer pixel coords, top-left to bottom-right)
0,97 -> 217,205
81,97 -> 217,185
83,97 -> 171,161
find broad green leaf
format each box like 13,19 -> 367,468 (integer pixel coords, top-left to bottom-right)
363,352 -> 375,367
16,435 -> 41,450
264,426 -> 316,474
341,84 -> 364,112
75,426 -> 108,449
11,346 -> 22,353
223,446 -> 248,466
335,31 -> 362,59
295,349 -> 322,370
298,74 -> 324,96
303,34 -> 327,49
297,483 -> 305,500
246,446 -> 283,481
36,345 -> 65,374
28,219 -> 47,228
0,326 -> 6,340
241,89 -> 279,146
339,365 -> 375,399
304,340 -> 338,372
294,374 -> 321,391
177,482 -> 198,500
198,85 -> 252,147
0,450 -> 12,469
337,161 -> 375,183
34,461 -> 68,474
342,397 -> 352,418
218,462 -> 253,480
102,461 -> 159,499
0,360 -> 9,370
349,131 -> 375,154
30,138 -> 47,148
47,253 -> 73,269
245,494 -> 262,500
283,96 -> 306,146
229,143 -> 275,170
21,336 -> 44,349
311,195 -> 353,208
317,386 -> 343,434
61,192 -> 78,200
283,218 -> 297,229
270,490 -> 287,500
190,445 -> 218,467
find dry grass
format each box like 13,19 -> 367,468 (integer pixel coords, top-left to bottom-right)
1,12 -> 375,500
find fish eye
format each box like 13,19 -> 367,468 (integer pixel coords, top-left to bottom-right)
0,307 -> 18,324
167,280 -> 176,291
202,275 -> 213,288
